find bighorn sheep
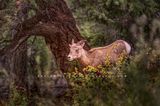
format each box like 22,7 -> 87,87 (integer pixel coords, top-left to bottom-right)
68,39 -> 131,67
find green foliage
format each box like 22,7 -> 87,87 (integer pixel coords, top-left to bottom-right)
0,0 -> 160,105
9,85 -> 28,106
27,36 -> 52,76
64,50 -> 159,106
63,6 -> 160,104
68,0 -> 159,47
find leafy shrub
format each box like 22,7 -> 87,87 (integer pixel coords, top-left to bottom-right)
64,54 -> 159,106
64,17 -> 160,105
9,85 -> 28,106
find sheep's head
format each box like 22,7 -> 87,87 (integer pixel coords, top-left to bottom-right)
68,39 -> 86,61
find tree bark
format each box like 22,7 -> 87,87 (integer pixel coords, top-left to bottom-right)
0,0 -> 90,72
10,43 -> 28,91
35,0 -> 90,71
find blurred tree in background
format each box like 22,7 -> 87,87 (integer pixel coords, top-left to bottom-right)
0,0 -> 160,106
68,0 -> 159,46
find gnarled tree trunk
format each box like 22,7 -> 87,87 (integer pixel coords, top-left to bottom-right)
37,0 -> 90,71
0,0 -> 90,72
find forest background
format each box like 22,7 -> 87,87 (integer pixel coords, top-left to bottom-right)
0,0 -> 160,106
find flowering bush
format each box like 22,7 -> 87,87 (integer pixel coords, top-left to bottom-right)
64,34 -> 160,106
64,52 -> 129,106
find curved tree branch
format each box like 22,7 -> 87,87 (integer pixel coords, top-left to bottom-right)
0,0 -> 90,72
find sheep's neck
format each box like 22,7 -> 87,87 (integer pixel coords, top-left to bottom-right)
78,49 -> 91,66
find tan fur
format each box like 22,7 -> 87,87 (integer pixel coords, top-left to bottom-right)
78,40 -> 129,67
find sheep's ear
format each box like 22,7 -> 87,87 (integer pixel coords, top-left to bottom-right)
77,40 -> 86,47
71,39 -> 75,44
